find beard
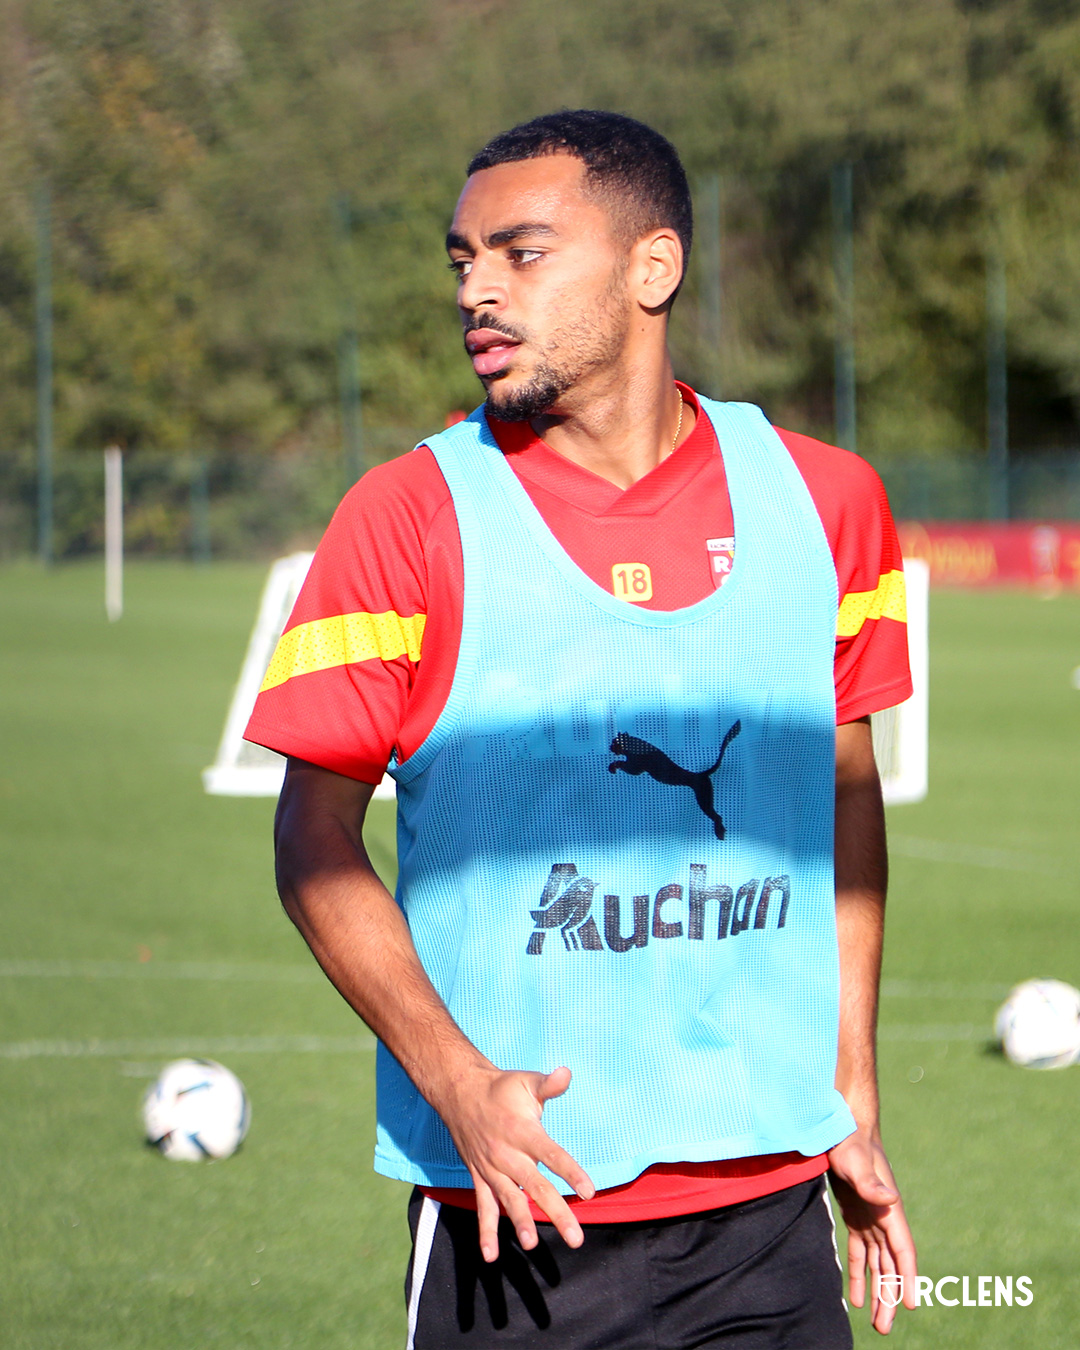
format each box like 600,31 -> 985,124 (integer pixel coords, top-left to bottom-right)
484,363 -> 569,423
475,272 -> 632,423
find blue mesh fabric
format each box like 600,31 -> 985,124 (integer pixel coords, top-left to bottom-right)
374,398 -> 856,1193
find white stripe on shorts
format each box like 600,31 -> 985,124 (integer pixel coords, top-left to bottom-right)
821,1182 -> 849,1312
405,1196 -> 441,1350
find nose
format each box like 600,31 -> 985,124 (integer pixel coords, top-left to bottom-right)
457,251 -> 507,317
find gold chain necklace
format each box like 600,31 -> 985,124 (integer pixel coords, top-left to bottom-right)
669,393 -> 684,457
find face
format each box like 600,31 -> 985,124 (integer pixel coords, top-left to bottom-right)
446,154 -> 633,421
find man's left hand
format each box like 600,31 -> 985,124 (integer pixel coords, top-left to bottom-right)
828,1129 -> 919,1335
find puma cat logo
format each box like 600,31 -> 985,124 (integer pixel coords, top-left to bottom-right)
608,719 -> 742,839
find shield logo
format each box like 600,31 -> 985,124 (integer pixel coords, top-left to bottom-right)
878,1274 -> 904,1309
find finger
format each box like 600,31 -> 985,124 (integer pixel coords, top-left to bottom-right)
493,1177 -> 541,1252
875,1296 -> 897,1336
875,1282 -> 898,1336
533,1135 -> 596,1201
864,1179 -> 900,1208
847,1231 -> 867,1308
873,1243 -> 899,1335
522,1170 -> 585,1250
887,1212 -> 921,1310
899,1254 -> 920,1310
875,1208 -> 917,1265
517,1074 -> 595,1200
535,1066 -> 572,1103
866,1238 -> 883,1330
472,1174 -> 502,1264
851,1167 -> 899,1208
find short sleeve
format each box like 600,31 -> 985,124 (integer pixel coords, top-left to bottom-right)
244,451 -> 440,783
829,462 -> 913,722
775,429 -> 913,724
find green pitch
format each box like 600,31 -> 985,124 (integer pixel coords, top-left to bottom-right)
1,562 -> 1078,1348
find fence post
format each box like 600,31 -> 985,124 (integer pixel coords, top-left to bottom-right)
986,253 -> 1009,520
104,446 -> 123,621
831,162 -> 857,455
35,182 -> 54,566
334,195 -> 365,493
190,456 -> 211,564
698,173 -> 722,399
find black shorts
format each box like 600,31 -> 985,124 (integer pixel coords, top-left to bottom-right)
404,1176 -> 852,1349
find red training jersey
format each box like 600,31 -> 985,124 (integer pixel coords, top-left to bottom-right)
247,384 -> 911,1223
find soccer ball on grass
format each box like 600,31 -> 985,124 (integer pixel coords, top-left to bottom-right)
994,980 -> 1080,1070
143,1058 -> 250,1160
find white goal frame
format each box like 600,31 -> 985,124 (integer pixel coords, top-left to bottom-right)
872,558 -> 929,806
202,553 -> 397,801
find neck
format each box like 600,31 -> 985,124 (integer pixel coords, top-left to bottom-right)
528,352 -> 689,490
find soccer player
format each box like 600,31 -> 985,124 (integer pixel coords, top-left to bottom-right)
248,110 -> 918,1347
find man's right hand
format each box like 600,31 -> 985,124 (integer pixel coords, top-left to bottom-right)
436,1064 -> 596,1262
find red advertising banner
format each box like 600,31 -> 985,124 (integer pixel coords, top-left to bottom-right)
897,522 -> 1080,591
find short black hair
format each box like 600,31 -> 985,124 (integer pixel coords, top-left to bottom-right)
467,110 -> 693,284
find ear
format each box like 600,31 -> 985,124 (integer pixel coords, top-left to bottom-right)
627,228 -> 683,312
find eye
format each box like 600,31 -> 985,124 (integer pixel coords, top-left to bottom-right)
510,249 -> 544,266
447,258 -> 472,279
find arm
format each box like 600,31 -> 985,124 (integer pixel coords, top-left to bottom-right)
826,718 -> 918,1335
274,758 -> 595,1261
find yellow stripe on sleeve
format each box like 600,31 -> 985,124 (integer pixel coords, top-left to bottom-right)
260,611 -> 427,691
836,569 -> 906,639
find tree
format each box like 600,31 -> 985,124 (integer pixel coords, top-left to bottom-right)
2,0 -> 1079,465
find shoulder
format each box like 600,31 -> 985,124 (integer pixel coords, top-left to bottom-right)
332,445 -> 455,535
773,428 -> 889,516
288,445 -> 456,623
773,428 -> 898,575
314,446 -> 457,574
771,430 -> 910,717
773,428 -> 904,619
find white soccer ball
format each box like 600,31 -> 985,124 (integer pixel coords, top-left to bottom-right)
143,1059 -> 250,1160
995,980 -> 1080,1070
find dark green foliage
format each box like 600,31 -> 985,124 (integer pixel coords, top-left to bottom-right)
3,0 -> 1080,459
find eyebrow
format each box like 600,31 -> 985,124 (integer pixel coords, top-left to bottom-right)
445,222 -> 559,254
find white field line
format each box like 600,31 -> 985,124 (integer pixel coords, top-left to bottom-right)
880,980 -> 1010,1000
0,965 -> 1006,1049
0,963 -> 1010,1001
888,834 -> 1061,874
0,1035 -> 374,1060
0,1027 -> 988,1055
877,1024 -> 980,1042
0,960 -> 323,982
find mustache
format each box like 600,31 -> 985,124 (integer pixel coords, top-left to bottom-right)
462,312 -> 530,345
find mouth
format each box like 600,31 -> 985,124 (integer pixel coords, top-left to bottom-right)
464,328 -> 522,378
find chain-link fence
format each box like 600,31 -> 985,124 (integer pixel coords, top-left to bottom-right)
872,451 -> 1080,523
0,431 -> 425,563
3,443 -> 1080,563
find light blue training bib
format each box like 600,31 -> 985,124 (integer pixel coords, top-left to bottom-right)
374,397 -> 856,1193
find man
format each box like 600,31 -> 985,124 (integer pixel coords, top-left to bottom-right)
247,110 -> 918,1347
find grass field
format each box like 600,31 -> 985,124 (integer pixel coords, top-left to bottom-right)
2,561 -> 1079,1348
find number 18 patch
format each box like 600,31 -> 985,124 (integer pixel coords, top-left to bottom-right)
611,564 -> 653,603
